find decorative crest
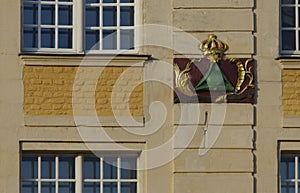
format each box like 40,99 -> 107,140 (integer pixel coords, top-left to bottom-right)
199,34 -> 228,62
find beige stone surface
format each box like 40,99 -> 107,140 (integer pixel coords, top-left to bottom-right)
174,32 -> 254,55
174,149 -> 253,172
174,125 -> 253,149
174,173 -> 253,193
173,9 -> 253,31
174,103 -> 254,125
174,0 -> 254,8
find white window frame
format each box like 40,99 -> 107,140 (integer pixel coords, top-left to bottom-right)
280,0 -> 300,55
21,153 -> 140,193
21,0 -> 140,54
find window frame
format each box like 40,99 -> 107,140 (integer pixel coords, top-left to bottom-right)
21,153 -> 140,193
21,0 -> 141,54
280,0 -> 300,55
279,153 -> 300,193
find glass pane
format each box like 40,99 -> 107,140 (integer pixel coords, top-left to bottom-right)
59,5 -> 72,25
41,156 -> 55,178
103,182 -> 117,193
121,156 -> 136,179
23,3 -> 38,24
103,0 -> 117,3
103,6 -> 117,26
86,0 -> 99,3
59,0 -> 73,2
281,182 -> 295,193
85,6 -> 99,27
83,156 -> 100,179
23,27 -> 38,48
120,29 -> 134,50
41,5 -> 55,25
282,7 -> 295,27
22,182 -> 38,193
103,30 -> 117,50
84,182 -> 100,193
59,182 -> 75,193
282,0 -> 295,4
120,6 -> 134,26
280,156 -> 295,179
120,0 -> 134,3
85,30 -> 99,50
58,29 -> 72,49
59,156 -> 75,178
103,157 -> 117,179
121,182 -> 137,193
41,182 -> 55,193
282,30 -> 296,50
22,156 -> 38,179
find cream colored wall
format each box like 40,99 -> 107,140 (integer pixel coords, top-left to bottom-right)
0,0 -> 22,192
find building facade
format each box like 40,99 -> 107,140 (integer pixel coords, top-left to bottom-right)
0,0 -> 298,193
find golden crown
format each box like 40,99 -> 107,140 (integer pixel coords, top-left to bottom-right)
199,34 -> 228,55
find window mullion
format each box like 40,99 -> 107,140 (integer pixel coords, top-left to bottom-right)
38,0 -> 41,49
55,156 -> 59,193
55,0 -> 59,49
38,156 -> 41,193
75,0 -> 83,53
100,157 -> 103,193
296,3 -> 299,52
100,4 -> 103,51
117,1 -> 120,50
117,157 -> 121,193
296,156 -> 298,193
75,155 -> 83,193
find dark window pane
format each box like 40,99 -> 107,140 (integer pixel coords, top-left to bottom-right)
23,3 -> 38,24
59,182 -> 75,193
282,7 -> 295,27
83,156 -> 100,179
41,182 -> 55,193
103,182 -> 117,193
120,0 -> 134,3
85,6 -> 99,26
59,0 -> 73,2
41,5 -> 55,25
121,182 -> 137,193
282,30 -> 296,50
22,156 -> 38,179
59,156 -> 75,178
103,157 -> 117,179
103,6 -> 117,26
58,29 -> 72,48
41,156 -> 55,178
120,6 -> 134,26
280,156 -> 295,179
22,182 -> 38,193
103,30 -> 117,50
103,0 -> 117,3
121,156 -> 136,179
281,182 -> 295,193
120,29 -> 134,50
282,0 -> 295,4
23,27 -> 38,48
86,0 -> 99,3
59,5 -> 72,25
85,30 -> 99,50
84,182 -> 100,193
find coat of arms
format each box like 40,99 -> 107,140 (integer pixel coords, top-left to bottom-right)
174,34 -> 255,103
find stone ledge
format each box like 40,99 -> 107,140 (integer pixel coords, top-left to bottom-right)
283,116 -> 300,128
24,116 -> 144,127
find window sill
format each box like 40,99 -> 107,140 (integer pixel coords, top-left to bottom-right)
276,56 -> 300,69
20,53 -> 151,67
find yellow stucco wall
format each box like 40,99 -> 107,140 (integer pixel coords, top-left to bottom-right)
24,66 -> 143,116
282,69 -> 300,116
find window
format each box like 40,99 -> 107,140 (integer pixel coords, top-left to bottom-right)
22,0 -> 137,53
280,0 -> 300,54
21,154 -> 138,193
280,154 -> 299,193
